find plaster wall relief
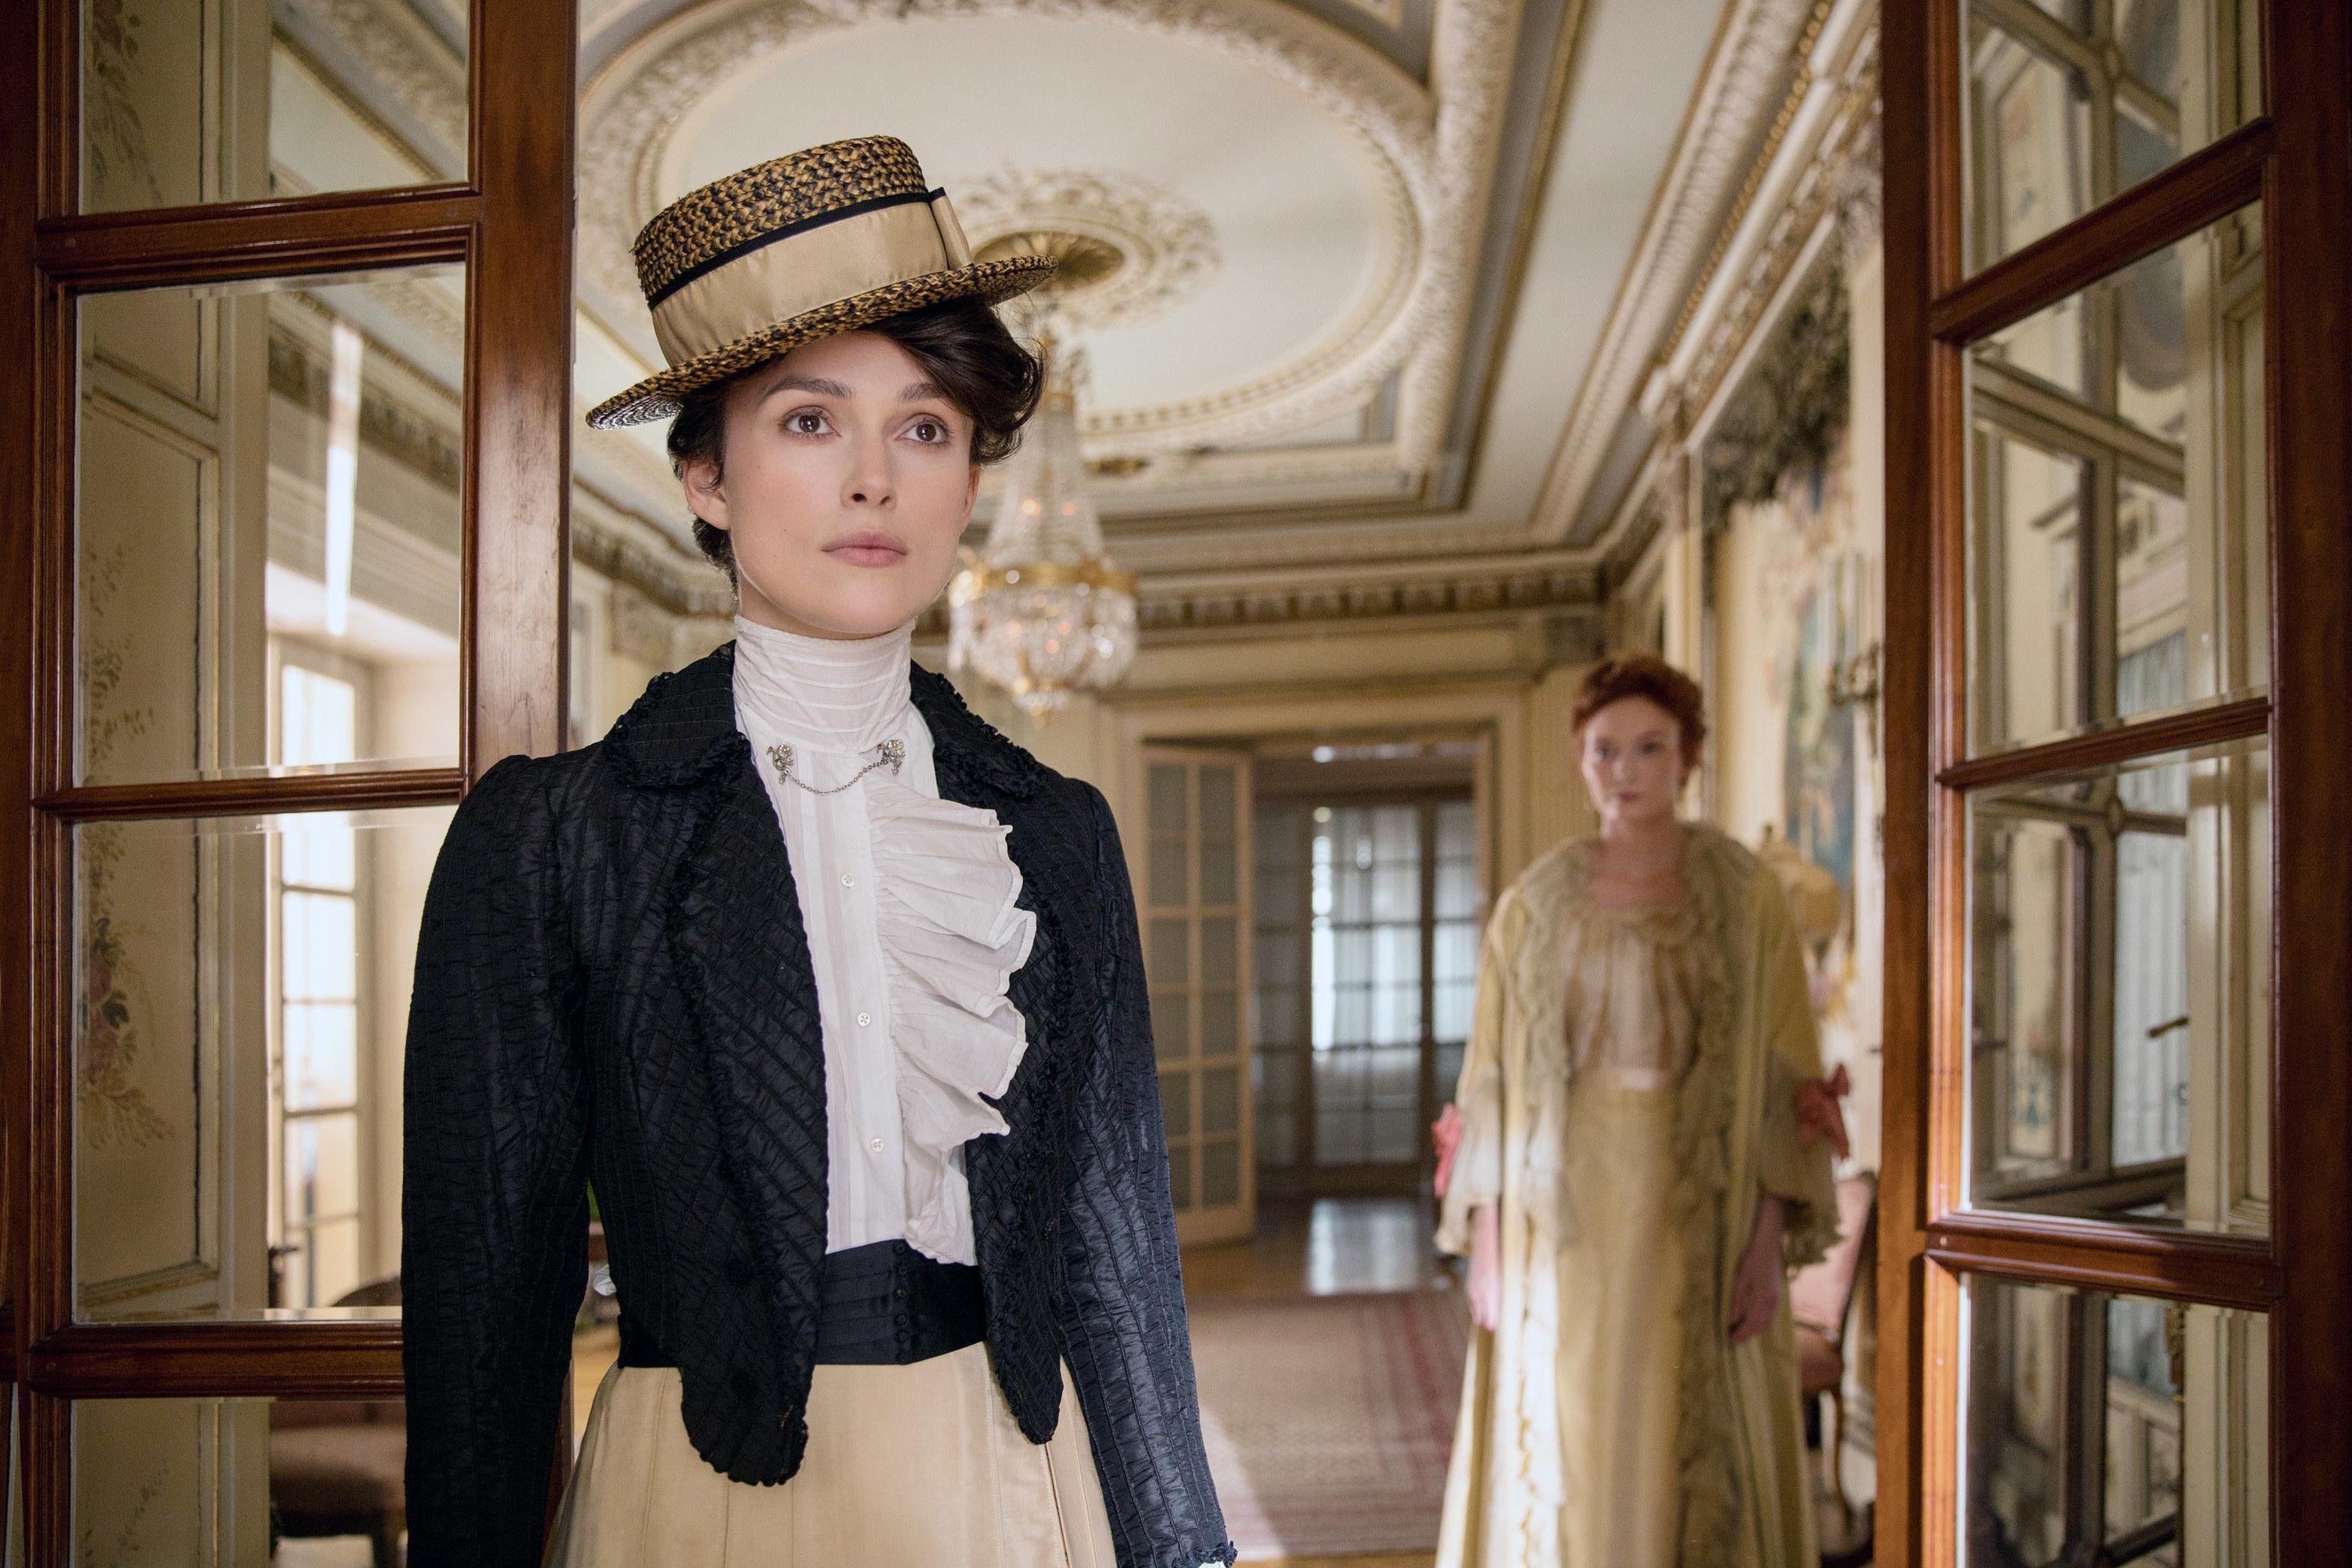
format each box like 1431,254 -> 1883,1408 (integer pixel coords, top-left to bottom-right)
74,1397 -> 276,1568
82,0 -> 270,212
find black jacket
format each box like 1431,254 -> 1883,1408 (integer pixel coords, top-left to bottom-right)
401,644 -> 1233,1568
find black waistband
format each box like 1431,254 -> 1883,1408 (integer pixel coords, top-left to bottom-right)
617,1239 -> 985,1369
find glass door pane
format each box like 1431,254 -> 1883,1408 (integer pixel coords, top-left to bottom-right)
74,807 -> 452,1321
1310,801 -> 1424,1170
1962,1273 -> 2269,1566
1962,0 -> 2262,276
1139,749 -> 1254,1241
75,1394 -> 410,1564
1967,204 -> 2267,755
81,0 -> 470,214
1965,736 -> 2268,1234
77,267 -> 468,786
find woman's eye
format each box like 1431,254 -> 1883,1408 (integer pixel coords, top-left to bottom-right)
909,419 -> 945,443
786,410 -> 827,435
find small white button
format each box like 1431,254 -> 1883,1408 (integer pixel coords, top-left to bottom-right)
869,1137 -> 887,1153
856,1011 -> 873,1027
840,873 -> 855,887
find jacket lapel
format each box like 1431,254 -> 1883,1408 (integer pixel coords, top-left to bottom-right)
618,647 -> 831,1391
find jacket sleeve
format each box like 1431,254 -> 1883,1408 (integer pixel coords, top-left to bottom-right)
401,755 -> 592,1568
1054,782 -> 1238,1568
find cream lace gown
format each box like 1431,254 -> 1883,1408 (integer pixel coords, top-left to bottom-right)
1436,830 -> 1836,1568
1549,902 -> 1704,1566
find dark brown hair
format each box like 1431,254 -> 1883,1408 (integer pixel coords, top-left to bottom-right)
1570,655 -> 1707,763
666,295 -> 1045,586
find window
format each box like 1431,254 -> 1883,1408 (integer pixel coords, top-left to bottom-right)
274,666 -> 367,1309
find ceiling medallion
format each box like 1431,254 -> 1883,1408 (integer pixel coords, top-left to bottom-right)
974,230 -> 1127,294
950,167 -> 1218,332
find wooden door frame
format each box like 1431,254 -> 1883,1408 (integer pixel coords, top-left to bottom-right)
0,0 -> 577,1553
1879,2 -> 2352,1563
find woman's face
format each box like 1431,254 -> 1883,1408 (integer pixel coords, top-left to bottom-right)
681,330 -> 980,640
1578,695 -> 1693,829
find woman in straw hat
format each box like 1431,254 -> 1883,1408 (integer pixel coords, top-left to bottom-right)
401,136 -> 1233,1568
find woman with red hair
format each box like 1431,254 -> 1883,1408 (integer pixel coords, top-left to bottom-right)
1434,655 -> 1838,1568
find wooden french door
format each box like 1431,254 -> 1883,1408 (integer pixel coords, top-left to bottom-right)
1136,747 -> 1257,1246
1,0 -> 576,1556
1881,2 -> 2350,1565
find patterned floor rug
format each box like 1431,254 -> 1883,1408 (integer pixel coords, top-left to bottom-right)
1190,1288 -> 1471,1560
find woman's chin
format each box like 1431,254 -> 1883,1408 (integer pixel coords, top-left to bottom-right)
738,575 -> 942,641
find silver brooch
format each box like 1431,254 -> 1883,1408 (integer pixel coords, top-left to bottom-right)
768,737 -> 905,795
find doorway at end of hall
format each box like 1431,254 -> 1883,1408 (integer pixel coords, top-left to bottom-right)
1253,742 -> 1482,1203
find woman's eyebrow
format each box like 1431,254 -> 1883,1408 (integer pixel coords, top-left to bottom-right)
901,380 -> 949,401
761,374 -> 853,401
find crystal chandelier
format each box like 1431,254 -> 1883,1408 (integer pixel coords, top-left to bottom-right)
949,332 -> 1138,717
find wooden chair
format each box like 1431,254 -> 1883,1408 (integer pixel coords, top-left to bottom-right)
1788,1174 -> 1876,1529
271,1276 -> 405,1567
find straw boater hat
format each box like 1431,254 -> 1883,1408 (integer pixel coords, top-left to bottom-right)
586,136 -> 1056,430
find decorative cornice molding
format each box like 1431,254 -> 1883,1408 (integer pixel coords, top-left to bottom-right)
572,500 -> 739,619
1659,29 -> 1876,445
1132,557 -> 1594,632
910,546 -> 1597,638
1697,252 -> 1849,534
281,0 -> 469,166
1523,0 -> 1821,543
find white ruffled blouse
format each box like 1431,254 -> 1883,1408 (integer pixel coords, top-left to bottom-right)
731,615 -> 1034,1267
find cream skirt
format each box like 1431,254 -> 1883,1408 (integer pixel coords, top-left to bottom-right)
549,1342 -> 1119,1568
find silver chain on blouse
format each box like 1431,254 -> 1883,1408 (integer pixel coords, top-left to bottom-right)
766,737 -> 906,795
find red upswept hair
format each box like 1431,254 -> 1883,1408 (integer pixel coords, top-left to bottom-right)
1570,655 -> 1706,764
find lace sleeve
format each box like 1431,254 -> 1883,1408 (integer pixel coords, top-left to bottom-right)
1436,899 -> 1515,1255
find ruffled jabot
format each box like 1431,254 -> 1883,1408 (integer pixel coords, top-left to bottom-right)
731,615 -> 1036,1264
865,780 -> 1036,1261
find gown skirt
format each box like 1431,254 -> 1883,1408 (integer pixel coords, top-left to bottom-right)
549,1342 -> 1120,1568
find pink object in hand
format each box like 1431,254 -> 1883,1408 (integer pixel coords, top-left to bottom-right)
1432,1102 -> 1465,1198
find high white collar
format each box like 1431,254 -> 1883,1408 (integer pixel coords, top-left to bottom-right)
731,614 -> 914,756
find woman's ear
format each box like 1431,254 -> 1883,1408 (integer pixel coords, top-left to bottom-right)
961,463 -> 982,529
681,456 -> 729,532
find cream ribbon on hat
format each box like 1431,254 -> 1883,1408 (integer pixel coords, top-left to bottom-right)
648,191 -> 977,369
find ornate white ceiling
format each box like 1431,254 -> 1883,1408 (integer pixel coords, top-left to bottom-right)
561,0 -> 1877,625
572,0 -> 1508,525
283,0 -> 1878,631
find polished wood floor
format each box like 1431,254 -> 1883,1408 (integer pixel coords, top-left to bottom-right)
1184,1194 -> 1447,1301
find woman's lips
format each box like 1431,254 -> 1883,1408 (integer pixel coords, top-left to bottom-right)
825,530 -> 908,568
